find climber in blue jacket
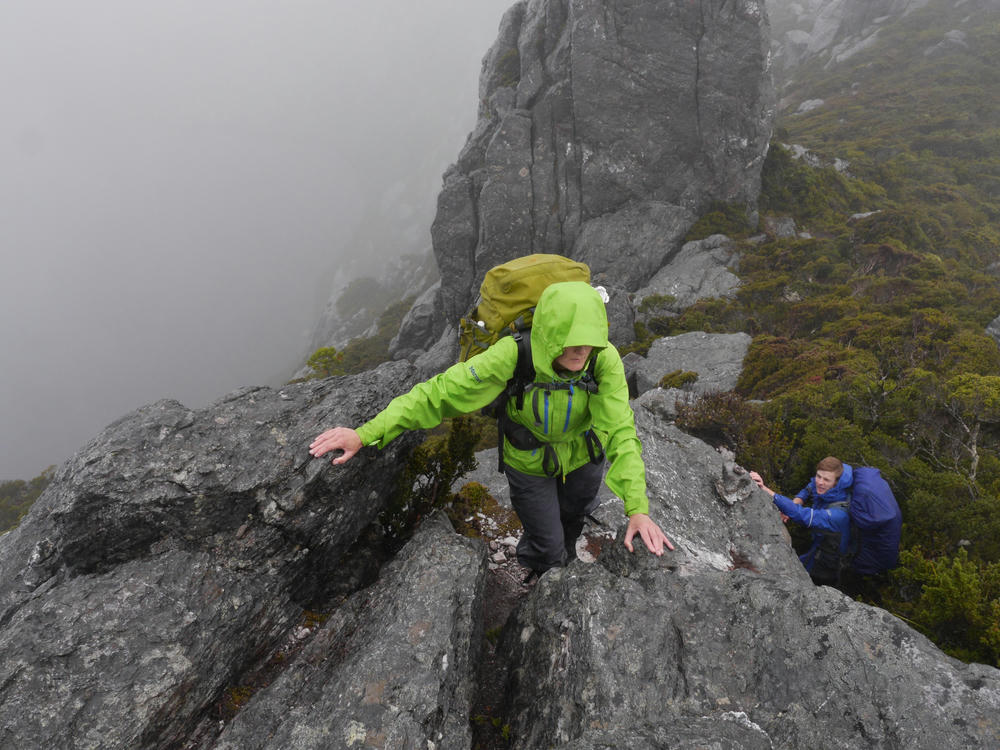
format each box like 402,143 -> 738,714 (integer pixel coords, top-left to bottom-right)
749,457 -> 853,585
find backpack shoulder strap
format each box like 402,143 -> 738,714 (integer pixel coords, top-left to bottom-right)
494,330 -> 535,474
510,330 -> 535,411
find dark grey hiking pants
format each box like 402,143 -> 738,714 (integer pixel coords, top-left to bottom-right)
505,460 -> 605,573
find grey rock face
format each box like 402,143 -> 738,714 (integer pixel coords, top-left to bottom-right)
304,251 -> 438,367
214,512 -> 486,750
402,0 -> 774,353
633,234 -> 742,327
1,359 -> 999,749
633,330 -> 753,399
767,0 -> 931,75
602,283 -> 637,348
389,280 -> 444,362
499,397 -> 1000,749
573,202 -> 698,293
0,365 -> 423,750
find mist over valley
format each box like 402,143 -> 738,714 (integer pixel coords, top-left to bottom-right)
0,0 -> 512,480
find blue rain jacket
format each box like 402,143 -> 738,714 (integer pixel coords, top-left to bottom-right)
772,464 -> 853,574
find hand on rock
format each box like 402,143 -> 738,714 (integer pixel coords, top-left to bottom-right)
624,513 -> 674,556
309,427 -> 362,465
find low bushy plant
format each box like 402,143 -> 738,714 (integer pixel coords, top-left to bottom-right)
380,416 -> 482,543
0,467 -> 54,532
658,370 -> 698,389
884,548 -> 1000,666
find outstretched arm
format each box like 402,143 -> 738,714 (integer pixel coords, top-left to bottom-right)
749,470 -> 799,522
771,493 -> 845,533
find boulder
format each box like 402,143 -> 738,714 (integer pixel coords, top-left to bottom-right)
633,234 -> 742,328
389,280 -> 445,362
0,365 -> 423,750
498,395 -> 1000,749
213,512 -> 486,750
632,331 -> 753,400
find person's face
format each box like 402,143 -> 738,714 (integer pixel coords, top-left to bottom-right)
814,469 -> 839,495
554,345 -> 594,372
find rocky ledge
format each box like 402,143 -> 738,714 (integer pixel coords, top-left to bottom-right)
0,372 -> 997,749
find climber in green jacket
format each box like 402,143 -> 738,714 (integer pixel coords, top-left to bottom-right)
309,281 -> 673,573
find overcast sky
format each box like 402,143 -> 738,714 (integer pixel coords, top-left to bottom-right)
0,0 -> 513,480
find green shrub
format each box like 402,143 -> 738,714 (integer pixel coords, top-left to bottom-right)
447,481 -> 520,541
684,201 -> 756,241
658,370 -> 698,389
0,467 -> 54,532
637,293 -> 677,314
380,416 -> 482,543
885,548 -> 1000,667
305,347 -> 345,379
675,392 -> 791,481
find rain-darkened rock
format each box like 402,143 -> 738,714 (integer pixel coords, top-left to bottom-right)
213,512 -> 486,750
499,395 -> 1000,749
0,364 -> 423,750
2,348 -> 999,750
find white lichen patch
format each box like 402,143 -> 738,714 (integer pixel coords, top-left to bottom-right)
344,720 -> 368,745
721,710 -> 769,736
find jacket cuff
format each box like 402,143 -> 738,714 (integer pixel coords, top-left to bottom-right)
624,498 -> 650,517
355,422 -> 380,448
772,493 -> 796,515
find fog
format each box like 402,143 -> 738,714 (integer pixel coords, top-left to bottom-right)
0,1 -> 513,480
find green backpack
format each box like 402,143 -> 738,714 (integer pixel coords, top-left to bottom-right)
458,254 -> 591,362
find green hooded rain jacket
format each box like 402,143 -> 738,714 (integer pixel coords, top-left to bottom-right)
355,281 -> 650,516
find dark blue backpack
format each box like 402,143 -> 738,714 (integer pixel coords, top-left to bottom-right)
848,467 -> 903,575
